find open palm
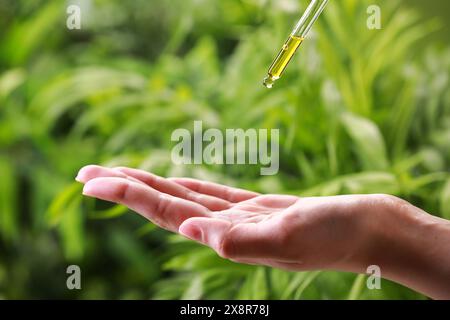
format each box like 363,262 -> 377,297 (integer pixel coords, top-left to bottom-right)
76,165 -> 368,271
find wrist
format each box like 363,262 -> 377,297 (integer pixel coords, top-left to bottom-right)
334,194 -> 398,272
358,195 -> 450,299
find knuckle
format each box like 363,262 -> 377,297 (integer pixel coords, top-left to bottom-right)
116,181 -> 131,201
225,188 -> 236,202
155,196 -> 170,217
152,196 -> 174,229
217,232 -> 235,259
186,190 -> 199,202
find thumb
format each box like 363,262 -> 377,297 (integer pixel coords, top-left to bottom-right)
178,217 -> 234,258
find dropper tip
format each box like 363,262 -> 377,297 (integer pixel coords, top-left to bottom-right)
263,75 -> 276,89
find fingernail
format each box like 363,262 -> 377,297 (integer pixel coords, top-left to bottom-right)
179,224 -> 203,242
75,169 -> 86,183
82,182 -> 95,196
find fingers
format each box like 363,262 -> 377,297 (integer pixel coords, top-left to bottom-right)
168,177 -> 259,203
82,177 -> 210,232
76,165 -> 146,186
179,218 -> 285,260
76,165 -> 126,182
76,165 -> 230,211
114,167 -> 230,211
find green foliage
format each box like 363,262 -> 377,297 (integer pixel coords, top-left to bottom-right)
0,0 -> 448,299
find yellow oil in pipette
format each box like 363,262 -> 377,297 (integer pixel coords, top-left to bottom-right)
263,0 -> 329,89
263,35 -> 304,89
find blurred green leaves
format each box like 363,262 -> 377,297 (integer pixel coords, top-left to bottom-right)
0,0 -> 448,299
340,112 -> 388,170
1,2 -> 61,66
0,69 -> 26,99
0,156 -> 19,242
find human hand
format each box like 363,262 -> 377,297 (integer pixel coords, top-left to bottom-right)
76,165 -> 450,298
75,165 -> 383,272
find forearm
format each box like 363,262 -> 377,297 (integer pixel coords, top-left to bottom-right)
359,196 -> 450,299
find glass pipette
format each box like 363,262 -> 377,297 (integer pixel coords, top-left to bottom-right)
263,0 -> 329,88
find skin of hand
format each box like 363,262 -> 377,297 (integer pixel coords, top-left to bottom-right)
76,165 -> 450,299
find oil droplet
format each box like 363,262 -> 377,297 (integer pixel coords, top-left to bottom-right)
263,75 -> 276,89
